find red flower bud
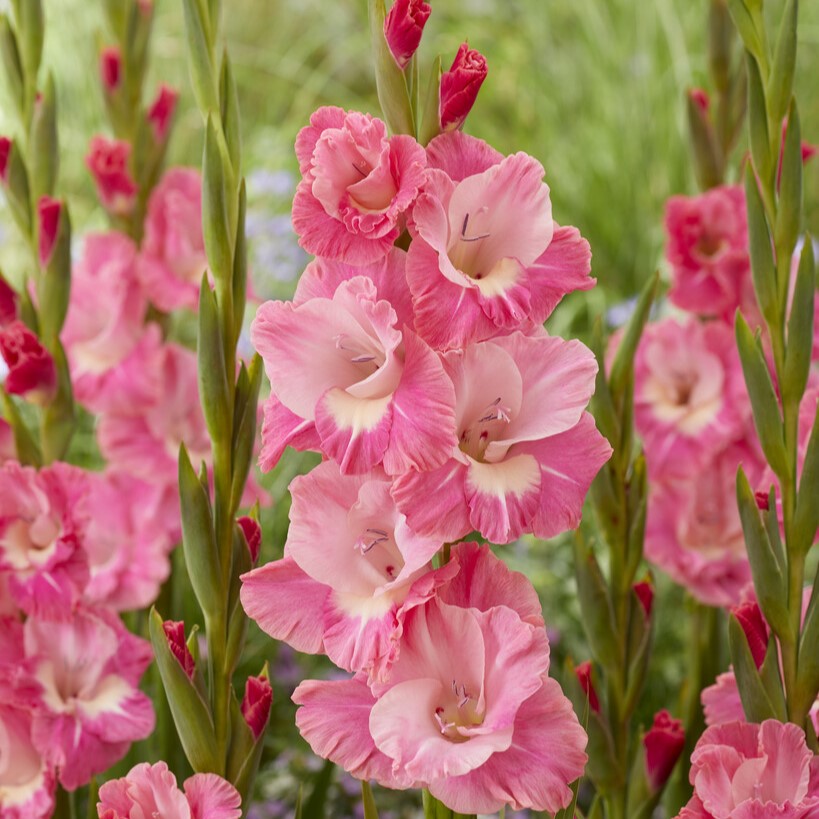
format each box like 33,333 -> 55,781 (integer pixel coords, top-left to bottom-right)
162,620 -> 195,680
0,275 -> 17,327
384,0 -> 431,70
38,196 -> 62,268
439,42 -> 488,132
241,674 -> 273,740
689,87 -> 710,115
86,137 -> 138,216
732,600 -> 768,669
633,576 -> 654,618
0,321 -> 57,402
100,47 -> 122,92
0,137 -> 10,184
575,661 -> 600,713
644,710 -> 685,791
147,85 -> 179,143
237,516 -> 261,564
755,490 -> 770,511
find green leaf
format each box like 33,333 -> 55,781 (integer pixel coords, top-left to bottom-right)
793,395 -> 819,556
148,608 -> 221,773
708,0 -> 734,93
783,238 -> 814,406
303,759 -> 335,819
736,467 -> 790,636
231,180 -> 248,343
0,391 -> 41,466
727,1 -> 765,68
0,16 -> 24,116
776,101 -> 803,274
625,453 -> 648,581
197,278 -> 231,446
12,0 -> 43,87
687,90 -> 723,190
767,0 -> 797,125
796,567 -> 819,719
202,116 -> 234,282
38,201 -> 71,344
1,137 -> 32,236
589,320 -> 619,450
746,53 -> 772,185
226,670 -> 269,801
367,0 -> 414,135
362,782 -> 380,819
744,165 -> 777,325
729,614 -> 783,722
735,313 -> 788,477
229,355 -> 263,513
219,51 -> 241,175
29,72 -> 59,201
418,55 -> 442,145
181,0 -> 218,114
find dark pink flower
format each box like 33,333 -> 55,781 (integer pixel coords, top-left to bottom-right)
0,321 -> 56,403
644,710 -> 684,790
237,516 -> 261,564
241,675 -> 272,740
100,47 -> 122,92
0,274 -> 18,326
0,136 -> 10,183
732,600 -> 768,670
86,136 -> 138,216
439,43 -> 488,132
147,84 -> 179,143
162,620 -> 195,680
575,661 -> 600,713
38,196 -> 62,268
384,0 -> 431,70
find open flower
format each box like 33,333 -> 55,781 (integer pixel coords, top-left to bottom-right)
292,107 -> 427,265
678,721 -> 819,818
406,132 -> 593,350
241,460 -> 448,680
25,606 -> 154,789
252,274 -> 456,476
392,330 -> 611,544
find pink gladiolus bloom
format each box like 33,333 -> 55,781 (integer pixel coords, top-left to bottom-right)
0,461 -> 89,619
97,761 -> 241,819
439,43 -> 488,132
241,460 -> 449,679
0,321 -> 56,403
139,168 -> 207,312
384,0 -> 431,69
252,270 -> 456,476
0,273 -> 18,326
38,197 -> 62,268
645,441 -> 764,607
100,47 -> 122,92
62,233 -> 152,412
665,185 -> 752,320
25,606 -> 154,789
82,471 -> 173,611
678,720 -> 819,818
644,710 -> 684,791
392,330 -> 611,544
292,107 -> 427,265
241,675 -> 272,740
406,131 -> 594,350
0,136 -> 10,183
293,543 -> 586,814
163,620 -> 195,680
86,137 -> 138,216
634,318 -> 750,479
147,84 -> 179,143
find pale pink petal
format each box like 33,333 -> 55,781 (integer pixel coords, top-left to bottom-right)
425,131 -> 503,182
98,761 -> 190,819
757,720 -> 812,805
294,106 -> 346,174
258,396 -> 320,472
702,671 -> 745,727
239,557 -> 329,654
184,773 -> 242,819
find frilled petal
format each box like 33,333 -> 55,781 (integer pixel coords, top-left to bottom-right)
184,773 -> 242,819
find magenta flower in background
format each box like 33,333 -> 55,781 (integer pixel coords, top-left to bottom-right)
384,0 -> 431,70
0,320 -> 56,403
37,197 -> 63,268
0,136 -> 10,184
242,675 -> 273,740
0,274 -> 17,326
147,84 -> 179,143
163,620 -> 196,680
86,136 -> 139,216
99,46 -> 122,92
644,710 -> 685,791
439,43 -> 488,132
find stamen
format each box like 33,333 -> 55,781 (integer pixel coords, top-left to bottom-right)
350,354 -> 376,364
354,528 -> 390,554
478,397 -> 511,423
460,211 -> 490,243
352,162 -> 368,178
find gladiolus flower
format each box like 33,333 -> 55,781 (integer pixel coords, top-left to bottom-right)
241,675 -> 272,740
575,661 -> 600,713
163,620 -> 195,680
292,107 -> 427,265
97,761 -> 241,819
86,136 -> 139,216
0,136 -> 10,183
0,321 -> 57,403
0,273 -> 18,326
732,600 -> 768,669
644,710 -> 684,791
384,0 -> 431,69
147,84 -> 179,143
237,516 -> 261,564
38,196 -> 62,268
439,43 -> 488,132
99,47 -> 122,92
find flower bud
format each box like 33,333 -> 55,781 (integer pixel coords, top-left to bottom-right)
99,46 -> 122,92
147,85 -> 179,144
575,660 -> 600,713
689,87 -> 710,115
755,490 -> 770,511
85,136 -> 138,216
384,0 -> 431,70
0,136 -> 10,183
0,320 -> 56,403
0,275 -> 17,326
241,674 -> 272,740
237,516 -> 261,564
643,710 -> 684,790
162,620 -> 196,680
439,42 -> 487,132
732,599 -> 768,669
633,576 -> 654,618
37,195 -> 62,268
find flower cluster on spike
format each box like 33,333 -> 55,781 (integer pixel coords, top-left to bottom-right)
240,5 -> 611,812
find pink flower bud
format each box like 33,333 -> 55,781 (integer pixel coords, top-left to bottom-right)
0,321 -> 57,402
575,661 -> 600,713
147,85 -> 179,144
755,490 -> 770,511
241,675 -> 272,740
237,516 -> 261,564
86,136 -> 138,216
689,87 -> 710,115
0,137 -> 10,184
38,196 -> 62,268
162,620 -> 195,679
0,275 -> 17,326
733,600 -> 768,669
100,47 -> 122,92
644,710 -> 684,790
439,42 -> 488,132
633,576 -> 654,618
137,0 -> 153,14
384,0 -> 431,70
